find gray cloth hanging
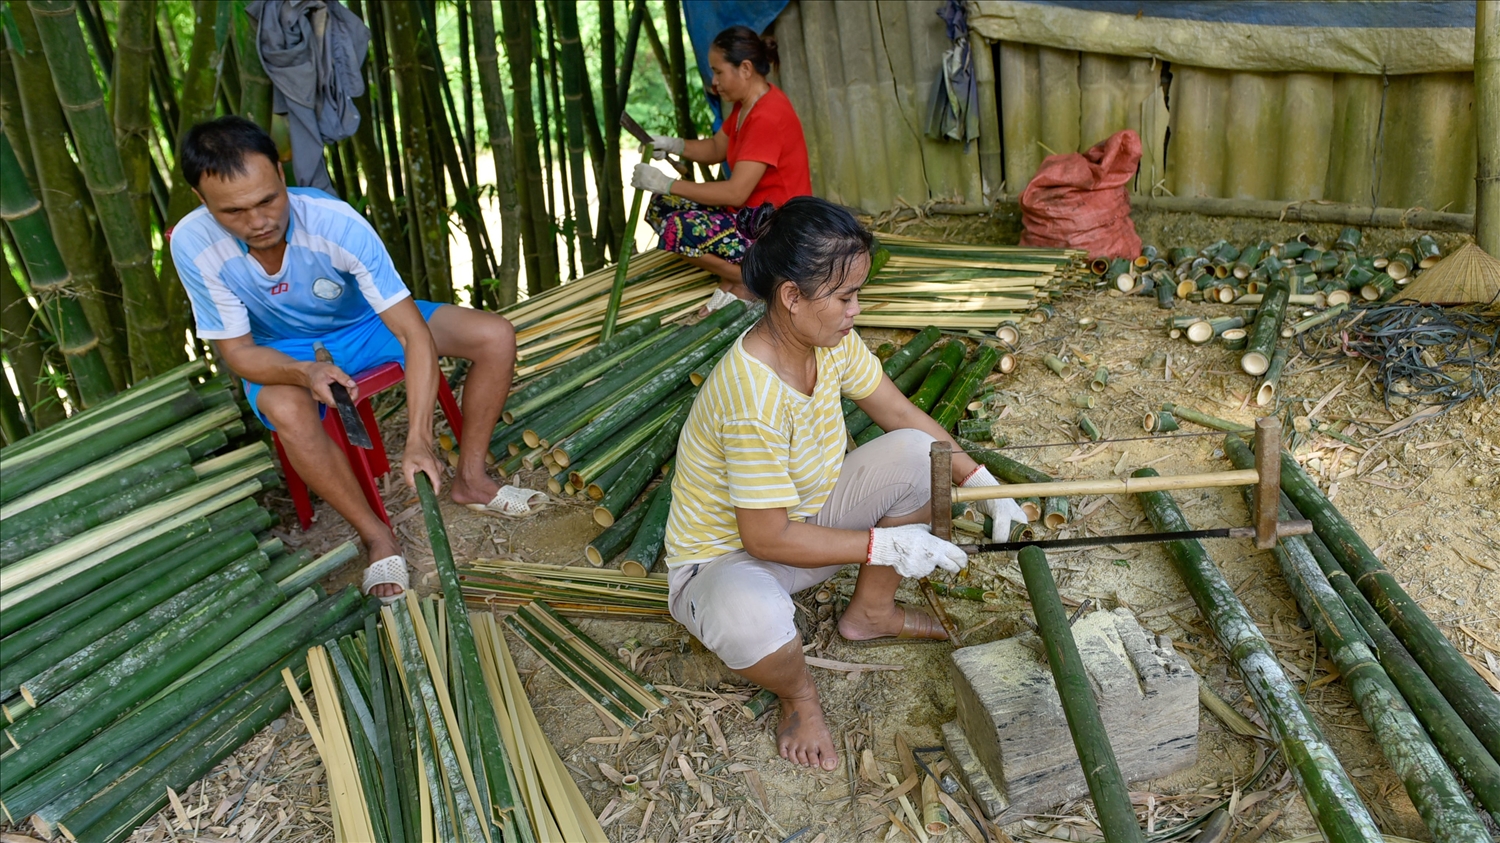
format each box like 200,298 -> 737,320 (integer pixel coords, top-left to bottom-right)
245,0 -> 369,193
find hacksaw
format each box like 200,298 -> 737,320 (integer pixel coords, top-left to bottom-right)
921,417 -> 1300,643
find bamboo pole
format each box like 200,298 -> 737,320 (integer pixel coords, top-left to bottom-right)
1018,545 -> 1146,843
1132,471 -> 1383,843
469,0 -> 521,306
344,0 -> 411,288
29,0 -> 178,379
5,5 -> 129,390
0,229 -> 66,431
0,134 -> 115,407
499,0 -> 553,293
597,0 -> 626,261
1477,1 -> 1500,255
556,0 -> 599,272
1224,437 -> 1500,830
602,152 -> 651,342
1276,450 -> 1500,764
663,0 -> 698,152
112,0 -> 155,243
385,0 -> 453,304
951,469 -> 1258,503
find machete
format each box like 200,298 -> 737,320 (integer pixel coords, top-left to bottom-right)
621,110 -> 692,178
313,340 -> 374,449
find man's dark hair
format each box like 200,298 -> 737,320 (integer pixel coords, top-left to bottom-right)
179,116 -> 280,189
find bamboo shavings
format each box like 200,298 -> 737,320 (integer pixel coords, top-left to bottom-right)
283,651 -> 379,843
474,612 -> 608,843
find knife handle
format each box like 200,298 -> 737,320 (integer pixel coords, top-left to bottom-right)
313,340 -> 334,365
667,156 -> 691,179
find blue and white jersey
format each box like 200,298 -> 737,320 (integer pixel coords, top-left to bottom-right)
169,187 -> 410,343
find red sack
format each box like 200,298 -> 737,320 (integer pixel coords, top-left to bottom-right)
1019,129 -> 1141,260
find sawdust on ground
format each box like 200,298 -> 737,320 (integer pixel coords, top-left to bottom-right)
95,210 -> 1498,843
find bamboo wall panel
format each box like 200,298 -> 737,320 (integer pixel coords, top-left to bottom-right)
772,0 -> 982,212
990,42 -> 1476,214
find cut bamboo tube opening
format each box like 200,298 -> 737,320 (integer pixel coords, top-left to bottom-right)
951,469 -> 1259,503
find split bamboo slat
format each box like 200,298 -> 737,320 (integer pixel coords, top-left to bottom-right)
0,365 -> 379,841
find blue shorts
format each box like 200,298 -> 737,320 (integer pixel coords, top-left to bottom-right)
244,300 -> 445,430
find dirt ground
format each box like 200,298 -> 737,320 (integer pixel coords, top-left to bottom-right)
101,209 -> 1498,843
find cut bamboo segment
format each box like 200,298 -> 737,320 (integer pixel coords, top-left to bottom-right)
1220,328 -> 1249,350
1256,349 -> 1289,407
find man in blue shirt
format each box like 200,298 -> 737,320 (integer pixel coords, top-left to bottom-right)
171,116 -> 516,600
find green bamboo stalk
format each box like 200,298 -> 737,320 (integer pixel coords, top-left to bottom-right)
0,587 -> 368,818
9,571 -> 275,739
112,0 -> 155,243
275,541 -> 360,594
662,0 -> 697,147
931,346 -> 1000,431
595,403 -> 690,527
503,316 -> 673,421
0,446 -> 192,544
0,238 -> 66,430
0,400 -> 238,520
231,0 -> 271,125
0,389 -> 205,503
384,0 -> 453,304
0,358 -> 205,455
0,134 -> 115,406
1017,545 -> 1146,843
262,549 -> 313,584
4,6 -> 130,390
325,636 -> 392,843
909,341 -> 967,413
623,467 -> 674,573
600,0 -> 632,258
511,603 -> 651,719
554,0 -> 599,272
553,310 -> 750,465
0,378 -> 191,471
1158,402 -> 1250,434
345,6 -> 411,286
1240,279 -> 1289,376
541,2 -> 577,281
1224,437 -> 1500,831
416,474 -> 518,816
585,497 -> 651,566
499,0 -> 555,293
846,343 -> 946,438
0,470 -> 268,610
0,369 -> 26,444
365,613 -> 406,842
0,531 -> 257,688
602,147 -> 651,342
1276,451 -> 1500,764
1,467 -> 199,564
58,660 -> 309,841
1131,469 -> 1382,843
503,610 -> 638,726
29,0 -> 178,378
0,501 -> 265,638
474,0 -> 525,303
569,388 -> 691,489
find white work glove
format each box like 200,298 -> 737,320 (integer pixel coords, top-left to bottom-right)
961,465 -> 1030,541
631,162 -> 676,195
867,524 -> 968,578
648,134 -> 685,158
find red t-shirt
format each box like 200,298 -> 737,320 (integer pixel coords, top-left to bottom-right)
724,85 -> 812,210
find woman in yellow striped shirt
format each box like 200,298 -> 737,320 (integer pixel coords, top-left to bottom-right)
664,198 -> 1027,771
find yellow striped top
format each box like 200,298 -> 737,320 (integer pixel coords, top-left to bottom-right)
664,329 -> 883,568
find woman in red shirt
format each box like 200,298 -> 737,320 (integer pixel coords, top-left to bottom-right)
632,26 -> 813,311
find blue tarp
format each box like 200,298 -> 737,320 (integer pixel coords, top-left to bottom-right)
680,0 -> 789,131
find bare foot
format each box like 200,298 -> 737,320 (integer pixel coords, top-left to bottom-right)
837,603 -> 946,642
776,691 -> 839,770
449,470 -> 500,507
364,532 -> 405,599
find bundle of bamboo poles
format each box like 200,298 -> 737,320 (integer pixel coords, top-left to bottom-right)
860,234 -> 1084,332
0,363 -> 380,841
461,560 -> 670,618
1128,231 -> 1442,406
290,474 -> 610,842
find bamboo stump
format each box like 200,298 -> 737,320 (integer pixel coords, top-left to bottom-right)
942,608 -> 1198,821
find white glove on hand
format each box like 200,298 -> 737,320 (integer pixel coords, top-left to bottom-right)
961,465 -> 1030,541
631,162 -> 676,195
867,524 -> 968,578
648,134 -> 685,158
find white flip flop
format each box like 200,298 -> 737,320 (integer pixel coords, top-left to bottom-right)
465,485 -> 550,519
362,554 -> 410,604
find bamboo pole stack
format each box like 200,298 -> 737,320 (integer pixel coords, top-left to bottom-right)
0,364 -> 379,841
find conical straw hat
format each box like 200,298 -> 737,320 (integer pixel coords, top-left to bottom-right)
1393,242 -> 1500,306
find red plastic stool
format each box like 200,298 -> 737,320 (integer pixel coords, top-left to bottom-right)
272,362 -> 464,530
